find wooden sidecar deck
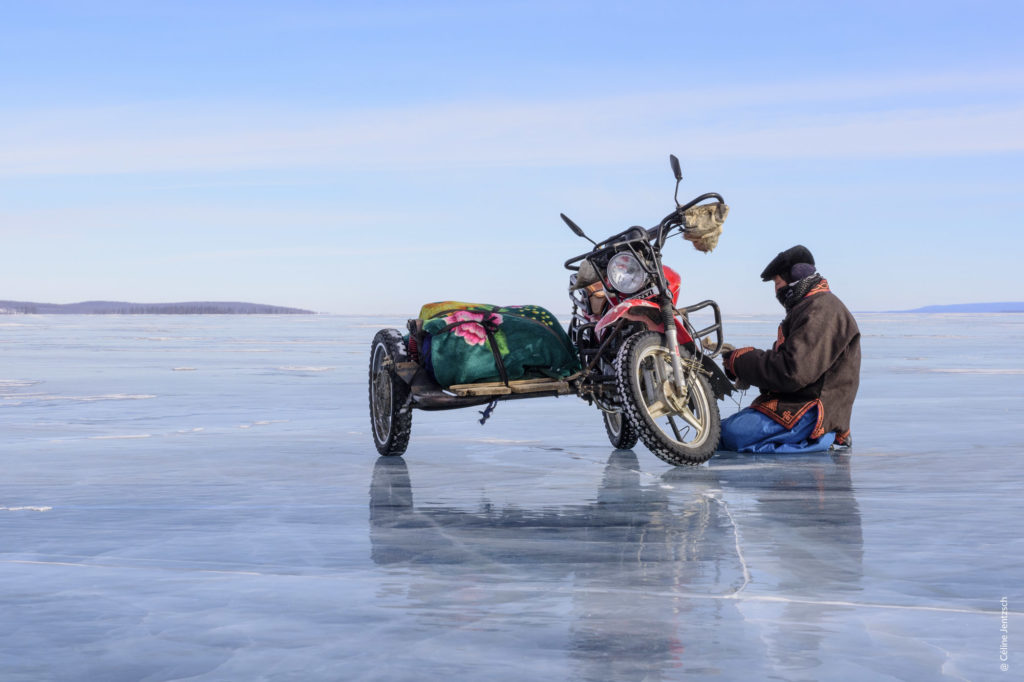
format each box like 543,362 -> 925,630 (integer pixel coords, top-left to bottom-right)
448,377 -> 573,398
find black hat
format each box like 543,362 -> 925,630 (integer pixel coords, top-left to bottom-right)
760,245 -> 815,282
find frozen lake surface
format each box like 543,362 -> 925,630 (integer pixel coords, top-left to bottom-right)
1,313 -> 1021,681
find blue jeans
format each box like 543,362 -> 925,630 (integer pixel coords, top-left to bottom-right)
719,405 -> 836,454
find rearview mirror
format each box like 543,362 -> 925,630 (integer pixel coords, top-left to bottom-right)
561,213 -> 596,245
669,154 -> 682,181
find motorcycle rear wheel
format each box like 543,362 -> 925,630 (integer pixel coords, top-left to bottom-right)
369,329 -> 413,457
615,331 -> 720,466
603,409 -> 639,450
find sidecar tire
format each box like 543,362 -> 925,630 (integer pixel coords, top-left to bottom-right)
603,410 -> 639,450
369,329 -> 413,457
616,331 -> 720,466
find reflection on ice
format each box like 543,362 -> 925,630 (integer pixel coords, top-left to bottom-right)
369,452 -> 866,680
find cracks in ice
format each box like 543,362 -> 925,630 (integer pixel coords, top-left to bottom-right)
703,489 -> 751,598
2,557 -> 1012,619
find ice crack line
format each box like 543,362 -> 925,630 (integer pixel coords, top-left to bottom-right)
3,558 -> 1012,617
705,491 -> 751,597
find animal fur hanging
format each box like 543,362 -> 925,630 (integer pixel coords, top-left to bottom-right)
682,203 -> 729,253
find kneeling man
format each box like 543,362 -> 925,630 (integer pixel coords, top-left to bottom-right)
721,245 -> 860,453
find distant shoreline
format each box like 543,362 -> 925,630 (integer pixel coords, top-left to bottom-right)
892,302 -> 1024,313
0,300 -> 315,315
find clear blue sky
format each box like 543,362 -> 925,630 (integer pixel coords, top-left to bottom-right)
2,1 -> 1021,314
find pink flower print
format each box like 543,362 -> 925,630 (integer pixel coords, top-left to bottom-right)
445,310 -> 503,346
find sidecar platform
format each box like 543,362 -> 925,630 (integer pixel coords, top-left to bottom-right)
449,377 -> 573,398
403,364 -> 573,411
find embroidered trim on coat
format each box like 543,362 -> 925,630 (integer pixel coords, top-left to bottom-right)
804,278 -> 831,299
752,397 -> 826,439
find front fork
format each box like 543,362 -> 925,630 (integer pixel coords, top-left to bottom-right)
660,300 -> 688,395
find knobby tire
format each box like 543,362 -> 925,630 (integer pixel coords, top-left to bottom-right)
369,329 -> 413,457
615,331 -> 720,466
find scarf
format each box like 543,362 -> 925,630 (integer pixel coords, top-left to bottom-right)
776,273 -> 824,311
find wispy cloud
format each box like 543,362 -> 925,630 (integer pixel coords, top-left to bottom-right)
2,70 -> 1022,177
167,243 -> 500,262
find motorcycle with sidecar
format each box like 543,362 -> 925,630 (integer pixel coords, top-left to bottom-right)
369,155 -> 735,465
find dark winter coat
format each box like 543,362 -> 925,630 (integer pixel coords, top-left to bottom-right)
725,279 -> 861,444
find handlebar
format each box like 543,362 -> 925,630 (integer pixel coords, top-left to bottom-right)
679,192 -> 725,213
563,193 -> 726,271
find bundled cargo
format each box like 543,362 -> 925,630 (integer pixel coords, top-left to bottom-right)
415,301 -> 579,389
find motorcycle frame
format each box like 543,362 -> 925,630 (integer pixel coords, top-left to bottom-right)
564,195 -> 724,395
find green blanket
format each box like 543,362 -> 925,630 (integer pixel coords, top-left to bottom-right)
420,301 -> 579,388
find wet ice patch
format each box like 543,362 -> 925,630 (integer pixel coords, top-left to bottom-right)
276,366 -> 335,372
239,420 -> 289,429
35,393 -> 157,402
926,369 -> 1024,375
6,392 -> 157,405
473,438 -> 542,445
0,378 -> 41,389
88,434 -> 153,440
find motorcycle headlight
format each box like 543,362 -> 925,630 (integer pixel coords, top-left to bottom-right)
606,252 -> 647,294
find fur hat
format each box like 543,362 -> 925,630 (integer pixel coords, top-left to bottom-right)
760,245 -> 815,282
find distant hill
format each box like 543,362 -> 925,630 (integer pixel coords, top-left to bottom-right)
0,300 -> 314,315
898,302 -> 1024,313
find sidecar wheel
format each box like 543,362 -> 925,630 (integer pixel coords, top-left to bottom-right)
369,329 -> 413,457
616,331 -> 720,466
603,409 -> 639,450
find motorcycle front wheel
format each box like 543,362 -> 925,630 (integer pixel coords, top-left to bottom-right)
615,331 -> 720,466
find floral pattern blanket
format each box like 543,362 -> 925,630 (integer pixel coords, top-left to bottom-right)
419,301 -> 579,388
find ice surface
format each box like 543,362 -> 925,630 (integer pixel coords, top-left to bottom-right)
1,313 -> 1022,680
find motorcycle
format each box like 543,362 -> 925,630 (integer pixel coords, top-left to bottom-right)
369,155 -> 735,465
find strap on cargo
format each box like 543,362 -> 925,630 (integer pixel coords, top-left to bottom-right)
436,316 -> 510,387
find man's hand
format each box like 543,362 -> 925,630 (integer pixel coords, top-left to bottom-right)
720,343 -> 738,380
721,348 -> 737,380
719,342 -> 751,390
